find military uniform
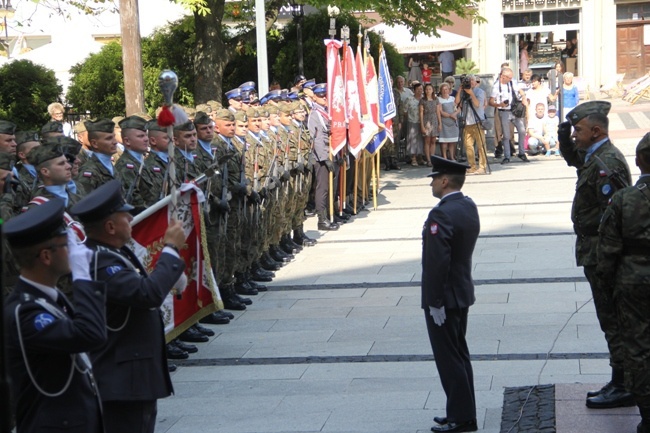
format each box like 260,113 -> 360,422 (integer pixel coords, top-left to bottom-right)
75,119 -> 117,196
114,116 -> 149,211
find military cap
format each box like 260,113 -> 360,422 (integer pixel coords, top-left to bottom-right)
636,132 -> 650,153
427,155 -> 469,178
15,130 -> 40,146
249,96 -> 260,105
279,89 -> 290,102
174,120 -> 196,132
287,91 -> 299,101
119,115 -> 148,132
278,101 -> 300,114
132,111 -> 153,121
112,116 -> 125,126
71,180 -> 135,223
213,109 -> 235,122
303,79 -> 316,89
266,105 -> 280,115
0,152 -> 14,170
234,111 -> 248,123
73,121 -> 87,134
260,90 -> 282,105
195,103 -> 212,114
4,198 -> 68,248
566,101 -> 611,125
238,81 -> 256,92
225,88 -> 242,100
146,119 -> 167,132
246,107 -> 261,118
313,83 -> 327,96
194,111 -> 211,125
0,120 -> 17,135
294,75 -> 307,86
27,144 -> 64,167
41,136 -> 82,163
41,121 -> 64,135
85,119 -> 115,133
240,91 -> 252,103
207,100 -> 222,111
258,109 -> 269,118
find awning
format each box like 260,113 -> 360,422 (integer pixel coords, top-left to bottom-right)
369,23 -> 472,54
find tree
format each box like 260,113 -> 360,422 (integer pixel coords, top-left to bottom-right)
0,60 -> 62,130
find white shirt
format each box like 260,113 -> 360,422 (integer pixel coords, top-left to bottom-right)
439,51 -> 454,73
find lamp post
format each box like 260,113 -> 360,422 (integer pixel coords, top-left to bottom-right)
0,0 -> 15,58
290,0 -> 304,76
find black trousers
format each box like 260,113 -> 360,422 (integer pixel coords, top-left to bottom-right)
103,400 -> 157,433
313,161 -> 330,213
424,308 -> 476,423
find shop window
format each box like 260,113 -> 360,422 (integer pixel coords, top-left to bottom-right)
504,12 -> 540,28
616,3 -> 650,21
543,9 -> 580,25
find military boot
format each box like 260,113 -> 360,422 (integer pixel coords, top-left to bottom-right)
244,270 -> 267,291
222,283 -> 247,310
317,211 -> 339,231
234,272 -> 258,296
260,251 -> 283,270
286,232 -> 303,252
280,234 -> 298,255
586,367 -> 635,408
250,261 -> 274,281
270,244 -> 292,263
294,224 -> 316,247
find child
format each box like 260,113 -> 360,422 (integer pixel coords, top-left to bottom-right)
543,105 -> 560,156
422,63 -> 432,84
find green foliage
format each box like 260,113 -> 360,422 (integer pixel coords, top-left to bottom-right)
0,60 -> 62,130
67,42 -> 125,117
455,58 -> 478,75
272,9 -> 404,89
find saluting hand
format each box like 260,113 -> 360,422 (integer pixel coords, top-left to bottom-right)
163,219 -> 185,251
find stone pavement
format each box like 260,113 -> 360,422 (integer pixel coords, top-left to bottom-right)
155,99 -> 649,433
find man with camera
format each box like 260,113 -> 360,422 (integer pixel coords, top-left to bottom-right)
489,68 -> 529,164
455,75 -> 487,175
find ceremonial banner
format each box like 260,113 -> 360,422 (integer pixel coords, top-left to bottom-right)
365,51 -> 384,155
355,44 -> 379,155
325,39 -> 347,155
129,185 -> 222,341
367,47 -> 397,154
344,44 -> 363,154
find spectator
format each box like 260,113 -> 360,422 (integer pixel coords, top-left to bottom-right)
519,40 -> 529,80
47,102 -> 73,137
408,57 -> 423,85
422,63 -> 432,85
562,72 -> 580,111
526,74 -> 557,124
439,50 -> 455,79
420,83 -> 440,166
444,76 -> 458,98
455,75 -> 487,174
489,67 -> 529,164
544,105 -> 560,155
405,82 -> 424,166
526,103 -> 549,156
437,83 -> 459,161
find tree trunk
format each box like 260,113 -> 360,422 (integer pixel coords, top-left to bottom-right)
119,0 -> 145,114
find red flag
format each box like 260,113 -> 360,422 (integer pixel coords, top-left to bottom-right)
325,39 -> 346,155
344,44 -> 362,152
130,186 -> 222,340
354,45 -> 378,155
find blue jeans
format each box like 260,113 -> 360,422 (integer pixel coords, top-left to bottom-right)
498,110 -> 526,158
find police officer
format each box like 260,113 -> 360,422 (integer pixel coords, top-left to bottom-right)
3,199 -> 106,433
70,180 -> 186,433
558,100 -> 633,408
75,119 -> 118,196
423,156 -> 479,433
597,133 -> 650,432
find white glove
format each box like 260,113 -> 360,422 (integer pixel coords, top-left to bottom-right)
429,306 -> 446,326
173,273 -> 188,295
67,228 -> 92,281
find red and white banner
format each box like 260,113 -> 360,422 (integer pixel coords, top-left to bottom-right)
354,45 -> 378,156
325,39 -> 347,156
344,44 -> 362,154
129,185 -> 222,340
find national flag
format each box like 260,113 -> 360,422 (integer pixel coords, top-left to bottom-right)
344,43 -> 362,154
365,51 -> 385,155
325,39 -> 347,155
355,43 -> 379,155
129,185 -> 222,340
367,45 -> 397,155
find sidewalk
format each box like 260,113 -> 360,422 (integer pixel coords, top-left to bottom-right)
155,100 -> 648,433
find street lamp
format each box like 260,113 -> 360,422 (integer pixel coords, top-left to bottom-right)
289,0 -> 304,76
0,0 -> 16,58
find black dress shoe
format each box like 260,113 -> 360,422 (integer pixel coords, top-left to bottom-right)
175,340 -> 198,353
586,385 -> 635,408
246,278 -> 267,292
200,311 -> 230,325
179,327 -> 209,343
333,214 -> 348,224
587,382 -> 613,398
232,293 -> 252,305
220,310 -> 235,319
223,295 -> 247,311
193,323 -> 216,336
431,419 -> 477,432
168,363 -> 177,372
250,267 -> 273,282
317,219 -> 339,231
342,207 -> 353,215
304,208 -> 316,217
166,343 -> 189,360
433,416 -> 448,425
517,153 -> 530,162
235,280 -> 258,296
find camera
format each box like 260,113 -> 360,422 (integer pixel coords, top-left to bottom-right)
461,75 -> 471,90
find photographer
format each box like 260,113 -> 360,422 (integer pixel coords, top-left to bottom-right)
489,67 -> 529,164
455,75 -> 487,175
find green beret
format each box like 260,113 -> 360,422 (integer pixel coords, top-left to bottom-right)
85,119 -> 115,133
245,108 -> 261,119
194,111 -> 211,125
234,111 -> 248,123
0,152 -> 14,170
637,132 -> 650,153
27,144 -> 64,167
566,101 -> 611,126
174,120 -> 196,132
15,130 -> 40,146
146,120 -> 167,133
0,120 -> 16,135
41,121 -> 64,135
118,115 -> 148,131
41,136 -> 82,161
195,104 -> 212,114
214,109 -> 235,122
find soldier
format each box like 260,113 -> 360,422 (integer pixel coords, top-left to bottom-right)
193,111 -> 215,171
226,88 -> 245,114
75,118 -> 118,196
558,100 -> 633,408
172,120 -> 200,183
13,131 -> 40,207
74,121 -> 93,166
3,199 -> 106,433
597,133 -> 650,432
71,180 -> 186,433
308,84 -> 339,231
114,115 -> 149,213
40,121 -> 65,139
140,120 -> 170,206
26,145 -> 83,211
41,135 -> 84,196
0,119 -> 17,154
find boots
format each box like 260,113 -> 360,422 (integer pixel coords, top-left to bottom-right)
317,211 -> 339,231
222,283 -> 246,310
586,367 -> 635,408
279,234 -> 298,255
294,224 -> 316,247
250,261 -> 274,281
389,156 -> 401,170
270,244 -> 293,263
234,272 -> 258,296
261,251 -> 283,270
245,270 -> 267,291
285,232 -> 303,252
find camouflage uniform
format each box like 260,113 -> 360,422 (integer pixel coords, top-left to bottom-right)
114,150 -> 146,211
140,151 -> 168,207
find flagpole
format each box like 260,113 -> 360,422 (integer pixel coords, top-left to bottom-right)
158,70 -> 179,212
327,10 -> 338,223
340,25 -> 349,217
361,29 -> 368,208
352,26 -> 365,216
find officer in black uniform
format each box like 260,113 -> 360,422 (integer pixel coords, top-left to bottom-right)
3,199 -> 107,433
422,156 -> 480,433
70,180 -> 186,433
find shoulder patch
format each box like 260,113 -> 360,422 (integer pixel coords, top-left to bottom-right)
430,223 -> 438,235
34,313 -> 55,331
83,171 -> 93,177
599,170 -> 607,177
601,184 -> 612,196
106,265 -> 123,276
153,166 -> 161,173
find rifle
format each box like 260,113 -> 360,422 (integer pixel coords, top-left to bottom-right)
253,141 -> 260,224
125,158 -> 145,204
593,155 -> 629,191
239,137 -> 248,221
283,129 -> 292,195
220,153 -> 230,235
296,125 -> 304,194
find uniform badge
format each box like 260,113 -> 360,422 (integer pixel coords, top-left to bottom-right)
83,171 -> 93,177
430,223 -> 438,235
153,166 -> 161,173
599,170 -> 607,177
106,265 -> 123,276
601,184 -> 612,196
126,163 -> 135,169
34,313 -> 55,331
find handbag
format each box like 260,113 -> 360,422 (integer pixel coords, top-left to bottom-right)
510,85 -> 526,118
